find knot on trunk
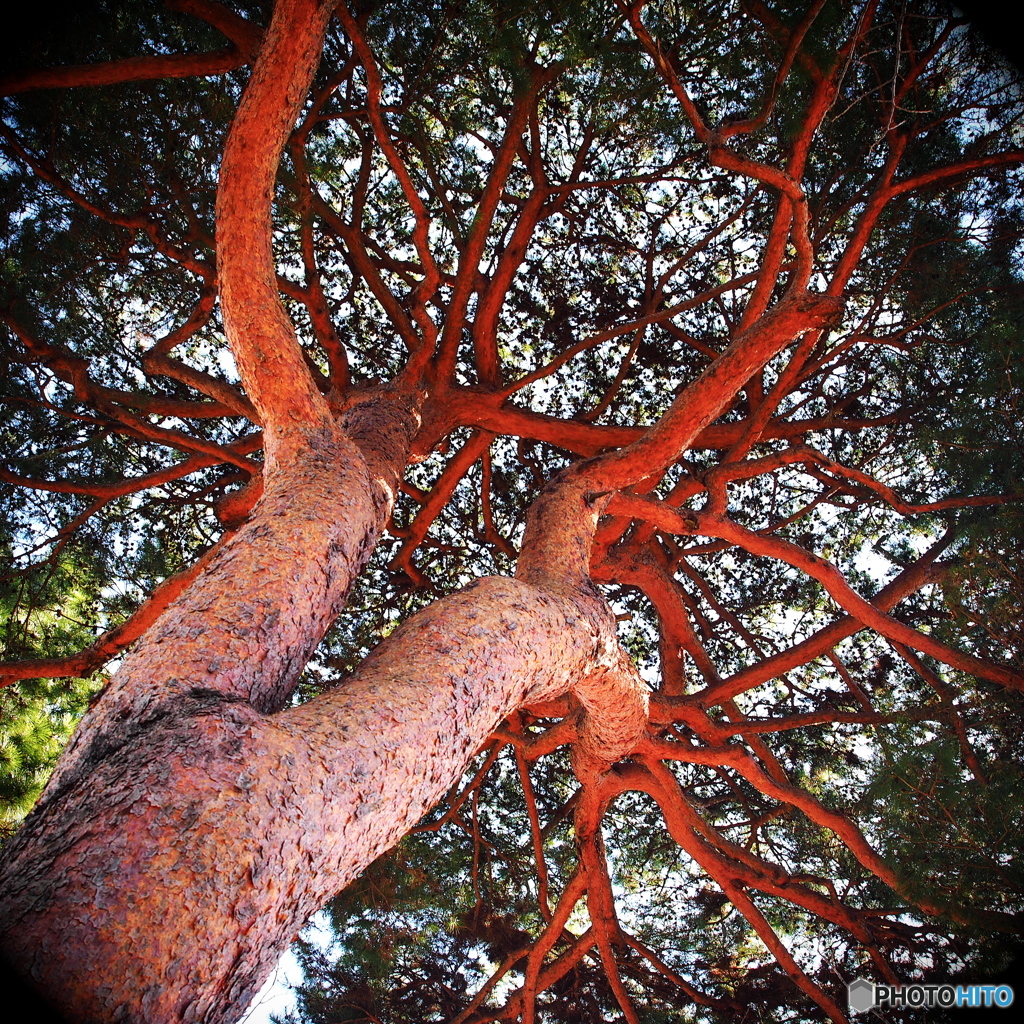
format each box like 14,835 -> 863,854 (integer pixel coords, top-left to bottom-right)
214,473 -> 264,529
570,645 -> 650,778
786,290 -> 846,329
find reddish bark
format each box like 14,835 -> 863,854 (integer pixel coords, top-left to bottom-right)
1,2 -> 1021,1021
0,4 -> 643,1018
0,561 -> 628,1021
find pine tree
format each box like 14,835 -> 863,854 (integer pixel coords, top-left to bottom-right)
1,2 -> 1022,1021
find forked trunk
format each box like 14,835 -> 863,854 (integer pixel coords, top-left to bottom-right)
0,402 -> 636,1022
0,1 -> 828,1017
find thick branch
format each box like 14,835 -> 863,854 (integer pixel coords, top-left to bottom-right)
0,49 -> 247,97
583,290 -> 845,492
215,0 -> 334,445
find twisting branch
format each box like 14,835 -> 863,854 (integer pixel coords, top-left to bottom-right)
510,719 -> 552,921
215,0 -> 336,444
694,528 -> 954,706
435,79 -> 549,386
576,789 -> 642,1024
613,759 -> 851,1021
582,289 -> 845,492
695,510 -> 1024,692
517,869 -> 589,1024
390,430 -> 494,586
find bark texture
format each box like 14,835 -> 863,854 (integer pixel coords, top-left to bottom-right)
0,503 -> 630,1022
3,3 -> 1020,1022
0,403 -> 411,1019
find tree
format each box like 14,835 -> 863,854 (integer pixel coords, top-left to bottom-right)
0,0 -> 1022,1021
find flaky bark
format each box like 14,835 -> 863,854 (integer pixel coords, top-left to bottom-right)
3,3 -> 1020,1021
0,3 -> 640,1019
0,558 -> 628,1021
0,2 -> 408,1018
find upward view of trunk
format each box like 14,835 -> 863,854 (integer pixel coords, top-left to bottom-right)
0,2 -> 645,1017
4,2 -> 1020,1022
0,453 -> 630,1022
0,0 -> 843,1011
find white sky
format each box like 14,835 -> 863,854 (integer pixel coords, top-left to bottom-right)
238,949 -> 301,1024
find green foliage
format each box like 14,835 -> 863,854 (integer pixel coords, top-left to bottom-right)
3,0 -> 1024,1020
0,676 -> 99,834
0,543 -> 104,831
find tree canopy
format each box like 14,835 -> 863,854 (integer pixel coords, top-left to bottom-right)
1,1 -> 1023,1022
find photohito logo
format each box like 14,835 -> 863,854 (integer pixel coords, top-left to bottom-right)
848,977 -> 1014,1013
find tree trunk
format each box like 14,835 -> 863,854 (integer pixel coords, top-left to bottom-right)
0,407 -> 635,1021
0,1 -> 822,1017
0,3 -> 634,1015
